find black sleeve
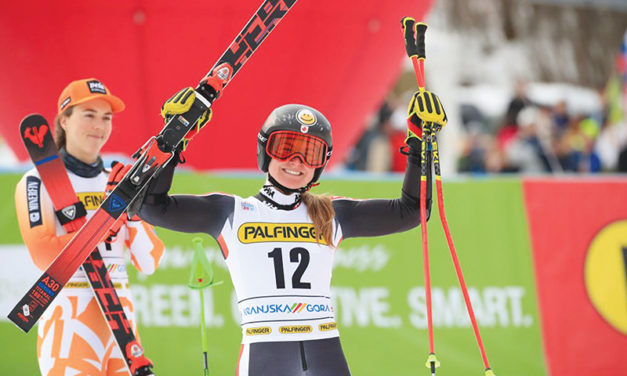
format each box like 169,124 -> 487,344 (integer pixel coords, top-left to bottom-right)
334,145 -> 432,239
138,161 -> 234,238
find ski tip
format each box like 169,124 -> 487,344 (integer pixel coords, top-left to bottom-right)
20,113 -> 48,127
20,113 -> 54,152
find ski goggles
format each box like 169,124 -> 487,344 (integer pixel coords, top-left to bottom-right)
266,130 -> 329,168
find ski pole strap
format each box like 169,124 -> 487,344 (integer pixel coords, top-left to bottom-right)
55,201 -> 87,226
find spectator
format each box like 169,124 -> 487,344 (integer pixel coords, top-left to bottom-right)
618,145 -> 627,172
505,106 -> 545,173
504,79 -> 532,128
346,75 -> 625,175
345,100 -> 393,172
560,116 -> 601,172
551,100 -> 570,137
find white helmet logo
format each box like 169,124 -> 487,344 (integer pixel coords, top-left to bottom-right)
296,109 -> 316,126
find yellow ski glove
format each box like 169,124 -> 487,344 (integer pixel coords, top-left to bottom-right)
160,87 -> 212,150
406,90 -> 448,142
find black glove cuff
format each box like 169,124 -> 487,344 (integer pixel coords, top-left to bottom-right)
126,185 -> 148,219
400,138 -> 421,157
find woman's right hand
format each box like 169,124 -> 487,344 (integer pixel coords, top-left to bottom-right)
161,87 -> 212,148
161,87 -> 212,125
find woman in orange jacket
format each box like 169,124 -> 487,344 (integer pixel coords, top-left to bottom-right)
15,78 -> 165,376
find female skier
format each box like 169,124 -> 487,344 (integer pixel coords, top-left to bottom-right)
15,78 -> 165,376
138,87 -> 447,375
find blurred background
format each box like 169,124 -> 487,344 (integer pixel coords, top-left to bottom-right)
345,0 -> 627,176
1,0 -> 627,176
1,0 -> 626,375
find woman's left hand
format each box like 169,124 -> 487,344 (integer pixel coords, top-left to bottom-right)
406,90 -> 448,141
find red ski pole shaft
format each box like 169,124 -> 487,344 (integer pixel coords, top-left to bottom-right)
432,136 -> 493,372
420,130 -> 434,355
401,17 -> 440,374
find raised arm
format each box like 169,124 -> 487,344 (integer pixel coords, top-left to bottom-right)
136,87 -> 234,238
138,154 -> 234,238
333,144 -> 431,238
335,90 -> 448,239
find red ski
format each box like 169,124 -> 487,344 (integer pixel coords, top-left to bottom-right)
15,114 -> 154,375
8,0 -> 298,336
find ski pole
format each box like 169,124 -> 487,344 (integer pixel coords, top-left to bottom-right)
421,123 -> 439,376
402,15 -> 497,376
431,135 -> 495,376
401,17 -> 440,375
188,237 -> 223,376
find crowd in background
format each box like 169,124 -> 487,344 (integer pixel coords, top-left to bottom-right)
345,79 -> 627,174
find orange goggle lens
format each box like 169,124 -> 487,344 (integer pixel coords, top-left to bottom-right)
266,130 -> 328,168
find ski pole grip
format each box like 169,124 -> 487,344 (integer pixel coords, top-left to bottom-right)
415,22 -> 427,60
401,17 -> 418,58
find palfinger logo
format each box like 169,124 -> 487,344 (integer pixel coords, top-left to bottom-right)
237,222 -> 324,244
279,325 -> 312,334
319,322 -> 337,331
584,220 -> 627,335
77,192 -> 105,210
246,327 -> 271,336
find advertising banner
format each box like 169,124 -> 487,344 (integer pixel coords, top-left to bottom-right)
523,178 -> 627,376
1,173 -> 547,375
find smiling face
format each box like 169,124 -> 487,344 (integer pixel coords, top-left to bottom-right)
60,98 -> 113,164
268,156 -> 316,190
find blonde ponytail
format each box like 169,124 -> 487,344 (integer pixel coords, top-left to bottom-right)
302,192 -> 335,248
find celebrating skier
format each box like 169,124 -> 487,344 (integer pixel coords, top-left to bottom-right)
137,87 -> 446,375
15,78 -> 165,376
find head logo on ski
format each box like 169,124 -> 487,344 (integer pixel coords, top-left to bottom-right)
23,125 -> 49,149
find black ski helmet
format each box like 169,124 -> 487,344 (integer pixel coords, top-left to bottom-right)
257,104 -> 333,184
